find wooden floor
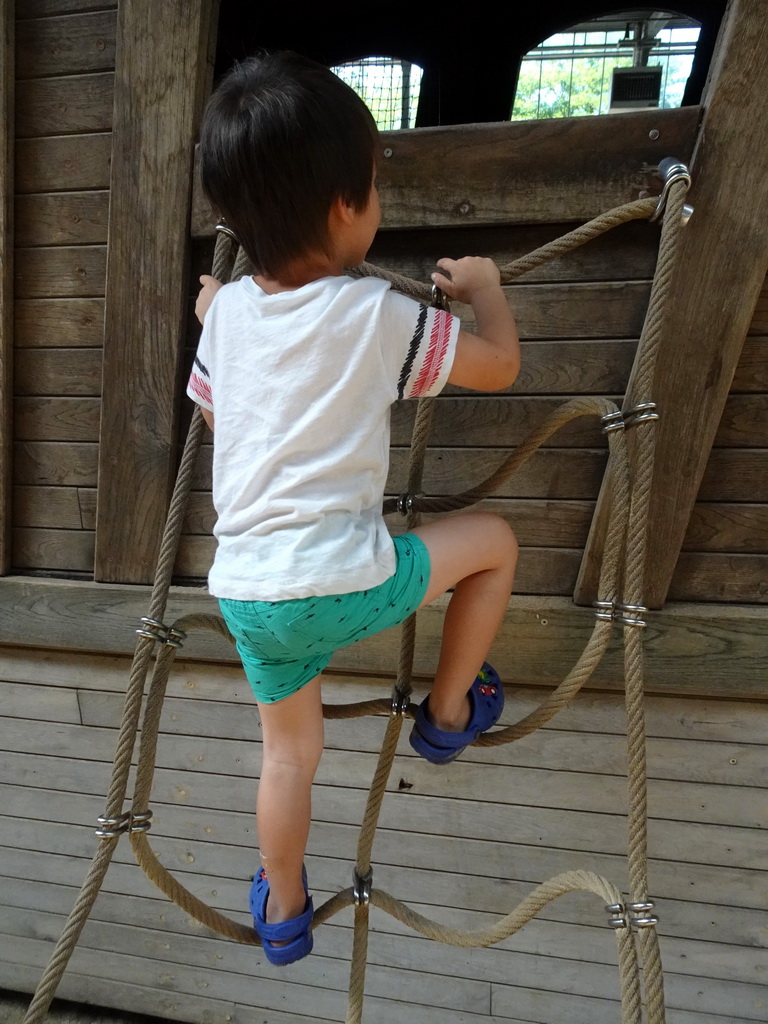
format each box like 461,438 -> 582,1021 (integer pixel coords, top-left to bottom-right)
1,644 -> 766,1024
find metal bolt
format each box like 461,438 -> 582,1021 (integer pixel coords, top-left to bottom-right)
459,202 -> 471,215
383,147 -> 393,158
649,129 -> 660,141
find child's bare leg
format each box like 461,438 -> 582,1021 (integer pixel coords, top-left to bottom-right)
412,512 -> 517,731
256,675 -> 324,928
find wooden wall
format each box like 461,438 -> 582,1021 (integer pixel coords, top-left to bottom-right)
1,649 -> 766,1024
13,0 -> 116,576
3,4 -> 768,1024
8,0 -> 768,608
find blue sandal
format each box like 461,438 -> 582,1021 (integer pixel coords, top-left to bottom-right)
250,866 -> 314,966
409,663 -> 505,764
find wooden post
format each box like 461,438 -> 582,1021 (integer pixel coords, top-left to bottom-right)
0,0 -> 13,575
95,0 -> 217,584
576,0 -> 768,608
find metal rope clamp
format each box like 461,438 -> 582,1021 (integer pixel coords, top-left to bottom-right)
95,812 -> 132,839
614,601 -> 648,628
130,810 -> 153,834
215,221 -> 239,242
623,402 -> 659,429
397,492 -> 419,517
391,687 -> 411,717
136,617 -> 168,644
431,283 -> 450,311
600,410 -> 625,435
165,627 -> 187,649
651,158 -> 693,224
593,599 -> 615,623
605,902 -> 628,929
628,900 -> 659,929
353,867 -> 373,906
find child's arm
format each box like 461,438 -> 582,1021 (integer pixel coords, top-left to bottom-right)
196,274 -> 223,325
433,257 -> 519,392
192,276 -> 222,433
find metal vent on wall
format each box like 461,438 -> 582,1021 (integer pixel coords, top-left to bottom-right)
609,65 -> 663,109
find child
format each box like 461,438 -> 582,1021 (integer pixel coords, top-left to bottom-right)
188,51 -> 520,966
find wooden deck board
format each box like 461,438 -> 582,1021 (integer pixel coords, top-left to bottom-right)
1,655 -> 766,1024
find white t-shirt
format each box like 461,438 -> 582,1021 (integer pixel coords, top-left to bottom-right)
187,274 -> 459,600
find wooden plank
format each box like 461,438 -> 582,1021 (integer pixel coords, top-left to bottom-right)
578,1 -> 768,609
15,72 -> 114,138
0,906 -> 762,1024
670,553 -> 768,603
192,214 -> 661,286
21,1 -> 117,15
183,492 -> 596,549
3,840 -> 764,951
0,577 -> 766,697
16,190 -> 109,246
15,133 -> 112,194
0,680 -> 80,722
366,219 -> 660,285
16,10 -> 116,79
13,441 -> 98,486
191,109 -> 699,236
683,503 -> 768,553
8,720 -> 768,820
0,0 -> 13,575
175,536 -> 583,596
12,527 -> 94,572
0,885 -> 757,1000
731,335 -> 768,391
390,396 -> 609,448
14,245 -> 106,298
748,274 -> 768,334
4,877 -> 761,997
389,394 -> 768,448
5,899 -> 766,1024
699,449 -> 768,501
95,0 -> 217,585
12,485 -> 87,528
2,795 -> 765,919
14,397 -> 101,440
5,647 -> 766,746
188,444 -> 610,499
15,297 -> 104,347
465,280 -> 650,339
15,351 -> 101,396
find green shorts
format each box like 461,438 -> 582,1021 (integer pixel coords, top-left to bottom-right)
218,533 -> 430,703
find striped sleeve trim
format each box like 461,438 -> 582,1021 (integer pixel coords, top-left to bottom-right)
399,307 -> 457,399
186,355 -> 213,411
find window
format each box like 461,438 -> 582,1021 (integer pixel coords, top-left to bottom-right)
512,11 -> 701,120
331,56 -> 423,130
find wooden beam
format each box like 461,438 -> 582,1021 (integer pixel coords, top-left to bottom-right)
0,0 -> 14,575
0,577 -> 766,699
94,0 -> 217,584
191,107 -> 699,236
576,0 -> 768,608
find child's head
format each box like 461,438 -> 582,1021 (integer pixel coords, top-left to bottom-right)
200,51 -> 379,277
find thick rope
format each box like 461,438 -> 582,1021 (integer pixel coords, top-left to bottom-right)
26,186 -> 686,1023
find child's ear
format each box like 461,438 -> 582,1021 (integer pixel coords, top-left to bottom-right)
330,195 -> 356,227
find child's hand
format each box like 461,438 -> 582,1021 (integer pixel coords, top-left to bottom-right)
432,257 -> 501,305
195,275 -> 223,324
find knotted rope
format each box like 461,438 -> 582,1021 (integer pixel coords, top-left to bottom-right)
24,182 -> 688,1024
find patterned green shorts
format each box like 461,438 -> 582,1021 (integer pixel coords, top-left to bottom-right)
218,533 -> 430,703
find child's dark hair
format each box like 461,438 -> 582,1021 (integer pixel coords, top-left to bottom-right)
200,51 -> 379,277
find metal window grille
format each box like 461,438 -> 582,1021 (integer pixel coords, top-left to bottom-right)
332,57 -> 423,130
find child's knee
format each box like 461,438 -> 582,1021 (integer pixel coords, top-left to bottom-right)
469,511 -> 518,564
